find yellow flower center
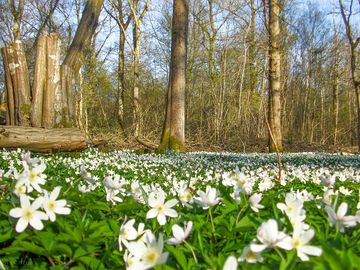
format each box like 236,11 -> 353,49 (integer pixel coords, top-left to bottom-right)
49,202 -> 55,209
25,210 -> 33,219
16,185 -> 25,194
143,248 -> 159,264
157,205 -> 164,213
293,239 -> 301,248
29,171 -> 37,182
247,251 -> 257,261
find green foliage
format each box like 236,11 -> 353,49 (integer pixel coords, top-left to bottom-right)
0,149 -> 359,269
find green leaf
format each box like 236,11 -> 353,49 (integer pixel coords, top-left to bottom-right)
54,243 -> 73,257
0,228 -> 13,242
86,201 -> 110,212
113,202 -> 143,213
77,256 -> 106,270
322,245 -> 343,270
18,241 -> 47,256
166,246 -> 187,270
280,250 -> 297,270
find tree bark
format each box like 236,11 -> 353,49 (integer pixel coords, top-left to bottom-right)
31,33 -> 61,128
31,35 -> 47,127
43,33 -> 61,128
1,47 -> 16,125
0,126 -> 87,152
339,0 -> 360,151
61,0 -> 104,125
268,0 -> 283,152
159,0 -> 188,152
1,41 -> 31,127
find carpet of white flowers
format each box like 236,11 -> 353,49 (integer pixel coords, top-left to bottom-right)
0,148 -> 360,269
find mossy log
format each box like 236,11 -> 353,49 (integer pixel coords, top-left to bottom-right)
0,126 -> 87,152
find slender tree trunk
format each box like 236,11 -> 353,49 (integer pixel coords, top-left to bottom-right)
116,32 -> 126,130
159,0 -> 188,152
268,0 -> 283,152
248,0 -> 256,94
132,18 -> 141,137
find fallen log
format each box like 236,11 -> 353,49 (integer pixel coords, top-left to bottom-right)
0,126 -> 87,152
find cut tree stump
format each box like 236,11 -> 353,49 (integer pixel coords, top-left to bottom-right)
0,126 -> 87,152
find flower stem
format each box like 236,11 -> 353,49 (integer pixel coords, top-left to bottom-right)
184,240 -> 198,263
274,247 -> 285,261
209,208 -> 215,233
208,208 -> 217,242
236,205 -> 248,224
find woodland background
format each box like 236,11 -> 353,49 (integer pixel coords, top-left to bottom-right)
0,0 -> 359,152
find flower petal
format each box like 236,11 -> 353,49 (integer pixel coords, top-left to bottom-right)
16,218 -> 29,233
9,208 -> 23,218
172,224 -> 185,240
146,209 -> 158,219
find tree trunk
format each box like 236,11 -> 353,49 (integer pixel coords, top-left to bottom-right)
31,33 -> 61,128
0,126 -> 87,152
339,0 -> 360,151
1,48 -> 16,125
159,0 -> 188,152
248,0 -> 257,94
268,0 -> 283,152
132,19 -> 141,137
1,41 -> 31,127
61,0 -> 104,125
43,33 -> 61,128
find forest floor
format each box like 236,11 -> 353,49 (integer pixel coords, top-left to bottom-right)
92,131 -> 358,154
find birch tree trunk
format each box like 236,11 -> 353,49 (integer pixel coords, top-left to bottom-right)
268,0 -> 283,152
159,0 -> 188,152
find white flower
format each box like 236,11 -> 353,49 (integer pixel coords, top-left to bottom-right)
291,227 -> 322,261
277,192 -> 305,225
339,186 -> 353,196
119,219 -> 138,251
146,190 -> 178,225
320,175 -> 335,187
126,232 -> 168,270
16,162 -> 47,193
249,193 -> 264,213
325,202 -> 358,232
43,186 -> 71,222
194,186 -> 221,209
239,244 -> 264,263
223,255 -> 238,270
13,184 -> 26,197
250,219 -> 293,252
178,181 -> 194,205
80,163 -> 96,184
104,175 -> 126,204
231,171 -> 253,194
323,189 -> 335,205
167,221 -> 192,245
258,179 -> 274,192
123,250 -> 144,270
9,195 -> 48,232
131,181 -> 144,203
